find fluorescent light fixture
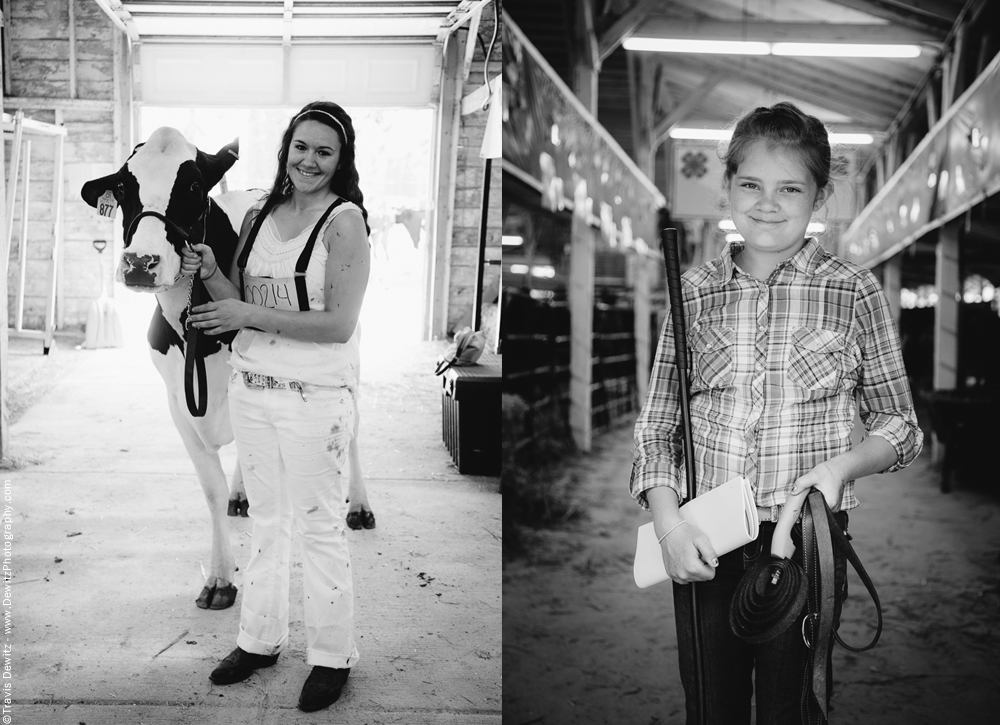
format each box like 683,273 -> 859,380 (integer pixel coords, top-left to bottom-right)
725,233 -> 744,243
670,128 -> 732,141
531,265 -> 557,279
502,235 -> 524,246
510,264 -> 529,275
626,37 -> 921,59
772,43 -> 921,58
671,128 -> 873,145
624,37 -> 770,55
718,220 -> 826,234
828,133 -> 875,145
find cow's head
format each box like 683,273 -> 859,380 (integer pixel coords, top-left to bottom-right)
81,128 -> 238,292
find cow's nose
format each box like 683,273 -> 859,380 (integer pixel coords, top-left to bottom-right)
120,252 -> 161,287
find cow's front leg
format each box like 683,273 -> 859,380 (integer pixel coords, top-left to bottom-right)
345,403 -> 375,530
227,462 -> 249,517
167,398 -> 239,610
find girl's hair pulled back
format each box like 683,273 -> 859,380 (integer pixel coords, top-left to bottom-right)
722,102 -> 835,191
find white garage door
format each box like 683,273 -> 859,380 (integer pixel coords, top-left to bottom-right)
106,1 -> 482,107
138,43 -> 438,108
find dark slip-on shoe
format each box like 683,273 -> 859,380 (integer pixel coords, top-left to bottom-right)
297,666 -> 350,712
209,647 -> 279,685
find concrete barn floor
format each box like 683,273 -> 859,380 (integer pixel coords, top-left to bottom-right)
504,423 -> 1000,725
3,292 -> 500,723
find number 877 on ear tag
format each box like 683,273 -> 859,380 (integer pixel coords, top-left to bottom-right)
97,190 -> 118,219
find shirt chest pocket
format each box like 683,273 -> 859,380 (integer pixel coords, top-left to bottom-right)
788,327 -> 845,393
691,326 -> 735,390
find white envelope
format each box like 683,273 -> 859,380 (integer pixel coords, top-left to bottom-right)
633,476 -> 760,589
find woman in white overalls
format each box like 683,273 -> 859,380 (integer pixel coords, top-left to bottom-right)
180,101 -> 370,713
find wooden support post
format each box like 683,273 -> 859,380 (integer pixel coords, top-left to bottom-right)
925,84 -> 937,129
429,31 -> 463,339
15,141 -> 31,333
882,253 -> 902,327
572,0 -> 600,115
68,0 -> 77,99
569,211 -> 596,452
0,54 -> 8,460
46,128 -> 65,353
628,53 -> 656,179
633,253 -> 654,404
933,220 -> 960,462
5,111 -> 22,251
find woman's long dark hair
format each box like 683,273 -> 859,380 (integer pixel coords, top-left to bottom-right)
257,101 -> 370,235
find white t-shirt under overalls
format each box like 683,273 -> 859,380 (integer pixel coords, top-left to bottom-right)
229,198 -> 362,389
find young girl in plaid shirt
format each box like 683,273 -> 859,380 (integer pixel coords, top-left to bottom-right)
631,102 -> 922,724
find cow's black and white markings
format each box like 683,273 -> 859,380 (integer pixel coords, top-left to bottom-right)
82,128 -> 374,611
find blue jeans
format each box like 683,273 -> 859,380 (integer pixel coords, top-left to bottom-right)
673,513 -> 849,725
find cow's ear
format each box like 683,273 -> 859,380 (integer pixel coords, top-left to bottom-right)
81,173 -> 117,208
197,138 -> 239,190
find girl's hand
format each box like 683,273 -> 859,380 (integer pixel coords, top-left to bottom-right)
180,243 -> 220,280
189,299 -> 252,335
790,460 -> 846,512
659,521 -> 719,584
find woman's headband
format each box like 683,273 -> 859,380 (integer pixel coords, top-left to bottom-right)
294,109 -> 347,142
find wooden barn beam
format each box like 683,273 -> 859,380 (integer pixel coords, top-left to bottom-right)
92,0 -> 140,44
824,0 -> 953,34
4,97 -> 115,111
655,53 -> 894,126
598,0 -> 661,63
652,70 -> 724,147
632,19 -> 943,44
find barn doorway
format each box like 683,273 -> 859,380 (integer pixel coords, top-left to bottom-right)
118,105 -> 435,365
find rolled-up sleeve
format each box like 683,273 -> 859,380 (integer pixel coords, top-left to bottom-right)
631,312 -> 686,509
856,272 -> 924,471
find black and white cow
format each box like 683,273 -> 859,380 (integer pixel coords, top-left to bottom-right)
81,128 -> 373,610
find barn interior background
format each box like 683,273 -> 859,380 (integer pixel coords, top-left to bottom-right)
0,0 -> 502,458
502,0 -> 1000,536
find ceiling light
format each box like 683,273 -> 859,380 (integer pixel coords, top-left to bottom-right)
671,128 -> 873,145
719,220 -> 826,234
623,38 -> 770,55
502,235 -> 524,246
771,43 -> 921,58
626,37 -> 921,59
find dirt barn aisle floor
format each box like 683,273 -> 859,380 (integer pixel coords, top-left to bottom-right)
5,298 -> 500,724
504,424 -> 1000,725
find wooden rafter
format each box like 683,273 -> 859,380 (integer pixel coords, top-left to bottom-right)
653,70 -> 724,145
659,53 -> 897,126
825,0 -> 954,34
597,0 -> 661,63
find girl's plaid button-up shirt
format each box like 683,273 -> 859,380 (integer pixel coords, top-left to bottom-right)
631,238 -> 923,512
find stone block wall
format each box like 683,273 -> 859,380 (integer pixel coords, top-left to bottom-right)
4,0 -> 119,331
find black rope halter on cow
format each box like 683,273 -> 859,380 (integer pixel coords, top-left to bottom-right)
729,489 -> 883,724
124,204 -> 211,417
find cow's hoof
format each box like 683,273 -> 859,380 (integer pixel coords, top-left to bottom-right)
346,508 -> 376,530
228,495 -> 249,518
196,583 -> 238,610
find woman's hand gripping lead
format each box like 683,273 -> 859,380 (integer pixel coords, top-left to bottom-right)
180,243 -> 250,335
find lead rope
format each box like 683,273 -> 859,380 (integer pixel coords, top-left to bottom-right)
183,205 -> 210,417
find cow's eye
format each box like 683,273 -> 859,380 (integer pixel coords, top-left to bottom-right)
116,181 -> 125,198
190,181 -> 202,194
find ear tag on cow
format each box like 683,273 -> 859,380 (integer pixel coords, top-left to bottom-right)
97,190 -> 118,219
